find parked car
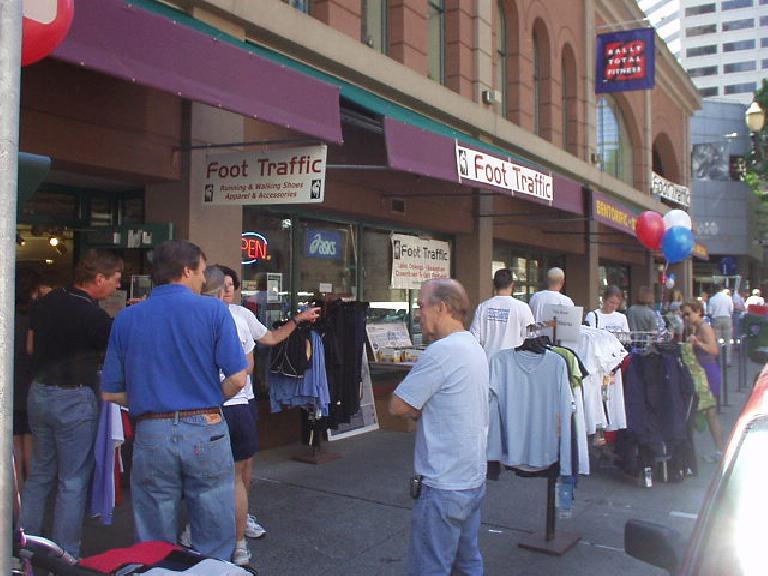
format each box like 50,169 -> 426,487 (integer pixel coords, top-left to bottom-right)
625,364 -> 768,575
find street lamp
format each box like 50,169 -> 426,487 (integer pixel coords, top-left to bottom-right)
746,101 -> 765,133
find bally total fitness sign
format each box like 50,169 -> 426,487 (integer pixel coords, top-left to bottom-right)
455,143 -> 554,203
202,145 -> 327,205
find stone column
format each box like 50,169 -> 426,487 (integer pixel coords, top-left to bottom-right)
455,191 -> 493,312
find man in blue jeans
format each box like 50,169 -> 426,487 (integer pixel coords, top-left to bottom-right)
22,250 -> 123,559
390,279 -> 489,575
101,241 -> 247,561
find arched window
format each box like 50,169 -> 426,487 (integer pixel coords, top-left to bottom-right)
495,0 -> 508,117
561,45 -> 578,155
533,27 -> 542,135
362,0 -> 388,53
427,0 -> 445,84
596,96 -> 633,184
532,19 -> 550,139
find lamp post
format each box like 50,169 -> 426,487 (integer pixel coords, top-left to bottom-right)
746,101 -> 765,134
746,101 -> 767,196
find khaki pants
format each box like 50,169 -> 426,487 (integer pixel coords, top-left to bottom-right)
712,316 -> 733,362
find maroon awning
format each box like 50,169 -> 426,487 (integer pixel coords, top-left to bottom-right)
53,0 -> 343,144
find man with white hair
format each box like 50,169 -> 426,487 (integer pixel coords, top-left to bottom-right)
528,267 -> 574,322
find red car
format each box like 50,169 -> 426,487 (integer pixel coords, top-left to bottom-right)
625,364 -> 768,575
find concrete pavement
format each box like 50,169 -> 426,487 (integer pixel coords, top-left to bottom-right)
79,358 -> 762,575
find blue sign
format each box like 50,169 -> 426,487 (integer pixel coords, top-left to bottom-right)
304,229 -> 343,261
595,27 -> 655,93
720,256 -> 737,276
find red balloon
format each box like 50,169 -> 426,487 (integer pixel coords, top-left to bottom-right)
636,211 -> 665,250
22,0 -> 74,67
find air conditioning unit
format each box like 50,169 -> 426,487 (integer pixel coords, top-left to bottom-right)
481,90 -> 502,105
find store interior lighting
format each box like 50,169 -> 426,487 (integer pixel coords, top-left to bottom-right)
16,234 -> 25,247
49,236 -> 59,247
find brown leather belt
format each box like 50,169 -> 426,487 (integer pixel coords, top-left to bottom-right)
136,407 -> 221,421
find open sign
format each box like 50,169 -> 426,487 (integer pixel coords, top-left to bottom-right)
241,232 -> 270,265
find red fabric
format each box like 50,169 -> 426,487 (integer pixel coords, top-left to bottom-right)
79,541 -> 179,573
121,410 -> 134,440
604,430 -> 617,444
114,448 -> 122,507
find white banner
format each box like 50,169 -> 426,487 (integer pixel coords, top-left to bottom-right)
202,145 -> 326,206
391,234 -> 451,290
651,171 -> 690,208
456,143 -> 553,203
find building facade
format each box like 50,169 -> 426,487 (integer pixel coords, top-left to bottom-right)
18,0 -> 699,447
640,0 -> 768,103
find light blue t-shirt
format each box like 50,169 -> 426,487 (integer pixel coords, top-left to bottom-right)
394,331 -> 489,490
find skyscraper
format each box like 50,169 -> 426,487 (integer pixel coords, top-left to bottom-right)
640,0 -> 768,103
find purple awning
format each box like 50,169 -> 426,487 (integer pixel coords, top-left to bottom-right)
384,117 -> 459,183
53,0 -> 343,144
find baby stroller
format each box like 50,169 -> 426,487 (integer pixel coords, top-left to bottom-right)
13,461 -> 257,576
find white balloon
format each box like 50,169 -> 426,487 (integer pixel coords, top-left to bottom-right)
666,278 -> 675,290
663,209 -> 692,230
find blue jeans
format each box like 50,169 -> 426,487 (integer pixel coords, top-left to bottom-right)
408,483 -> 486,576
21,383 -> 98,558
131,414 -> 235,561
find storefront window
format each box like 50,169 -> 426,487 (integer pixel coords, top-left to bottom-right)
599,264 -> 630,310
362,228 -> 423,344
492,244 -> 560,302
240,213 -> 293,327
298,220 -> 357,308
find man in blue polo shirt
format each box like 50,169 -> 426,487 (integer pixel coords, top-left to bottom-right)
101,241 -> 247,561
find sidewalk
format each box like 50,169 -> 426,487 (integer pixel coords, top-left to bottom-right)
80,359 -> 762,575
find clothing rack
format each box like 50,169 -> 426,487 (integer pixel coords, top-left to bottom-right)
516,463 -> 581,555
291,409 -> 341,465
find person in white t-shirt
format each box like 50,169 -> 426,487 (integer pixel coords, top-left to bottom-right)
746,288 -> 764,308
528,267 -> 574,322
200,265 -> 319,566
585,285 -> 629,334
470,268 -> 535,359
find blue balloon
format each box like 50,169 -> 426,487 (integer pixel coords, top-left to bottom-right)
661,226 -> 694,264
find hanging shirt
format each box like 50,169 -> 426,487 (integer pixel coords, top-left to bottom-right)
527,290 -> 574,323
487,349 -> 574,475
470,295 -> 535,359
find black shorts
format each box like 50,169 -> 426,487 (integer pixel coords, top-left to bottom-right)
13,409 -> 30,436
222,403 -> 258,462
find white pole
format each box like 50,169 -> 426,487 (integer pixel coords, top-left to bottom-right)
0,1 -> 22,571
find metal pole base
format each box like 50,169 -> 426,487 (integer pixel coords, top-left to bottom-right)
518,531 -> 581,555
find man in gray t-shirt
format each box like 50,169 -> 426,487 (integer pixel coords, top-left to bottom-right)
390,279 -> 489,576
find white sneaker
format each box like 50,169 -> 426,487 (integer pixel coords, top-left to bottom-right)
179,525 -> 191,548
245,515 -> 266,538
232,543 -> 252,566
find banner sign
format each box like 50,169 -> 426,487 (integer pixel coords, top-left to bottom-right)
455,144 -> 554,203
202,145 -> 326,205
692,242 -> 709,261
391,233 -> 451,290
595,27 -> 655,93
651,172 -> 691,208
592,191 -> 638,235
304,229 -> 344,261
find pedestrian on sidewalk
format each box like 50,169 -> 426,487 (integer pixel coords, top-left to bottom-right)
22,250 -> 123,559
682,301 -> 725,462
101,241 -> 248,561
197,265 -> 319,566
527,266 -> 574,322
626,286 -> 658,334
708,285 -> 733,364
470,268 -> 534,359
390,279 -> 489,576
